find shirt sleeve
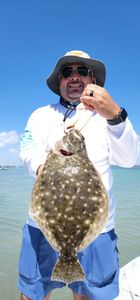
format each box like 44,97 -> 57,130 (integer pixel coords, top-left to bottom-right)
106,118 -> 139,167
19,108 -> 48,177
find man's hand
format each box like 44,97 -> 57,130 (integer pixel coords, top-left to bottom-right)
80,84 -> 120,120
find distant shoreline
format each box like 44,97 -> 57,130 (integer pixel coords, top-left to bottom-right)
0,164 -> 140,169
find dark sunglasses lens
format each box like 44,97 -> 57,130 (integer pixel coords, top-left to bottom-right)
77,66 -> 89,76
62,67 -> 73,78
61,66 -> 90,78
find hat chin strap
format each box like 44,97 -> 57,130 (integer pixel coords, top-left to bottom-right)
60,96 -> 94,132
64,102 -> 95,134
60,97 -> 81,122
60,96 -> 80,109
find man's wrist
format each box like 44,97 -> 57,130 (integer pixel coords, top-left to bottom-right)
107,107 -> 128,125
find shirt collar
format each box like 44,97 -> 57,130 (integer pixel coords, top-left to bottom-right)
59,96 -> 80,109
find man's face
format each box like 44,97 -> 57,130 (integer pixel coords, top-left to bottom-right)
59,63 -> 95,102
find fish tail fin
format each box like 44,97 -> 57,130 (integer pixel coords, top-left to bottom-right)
51,255 -> 85,284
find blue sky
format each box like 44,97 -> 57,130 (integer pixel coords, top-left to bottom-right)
0,0 -> 140,165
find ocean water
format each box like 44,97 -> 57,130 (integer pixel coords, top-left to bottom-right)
0,166 -> 140,300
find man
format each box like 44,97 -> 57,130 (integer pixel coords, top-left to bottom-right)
18,50 -> 139,300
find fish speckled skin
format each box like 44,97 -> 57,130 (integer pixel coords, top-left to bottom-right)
29,129 -> 109,283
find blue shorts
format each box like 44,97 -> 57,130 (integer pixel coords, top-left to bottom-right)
18,224 -> 119,300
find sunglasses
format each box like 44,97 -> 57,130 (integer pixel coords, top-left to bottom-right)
60,65 -> 92,78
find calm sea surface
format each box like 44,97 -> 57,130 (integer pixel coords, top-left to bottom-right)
0,166 -> 140,300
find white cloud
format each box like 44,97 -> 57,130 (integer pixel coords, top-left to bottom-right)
0,130 -> 19,147
9,148 -> 18,154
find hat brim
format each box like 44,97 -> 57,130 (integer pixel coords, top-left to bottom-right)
46,55 -> 106,95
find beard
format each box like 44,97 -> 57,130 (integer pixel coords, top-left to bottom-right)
61,82 -> 84,102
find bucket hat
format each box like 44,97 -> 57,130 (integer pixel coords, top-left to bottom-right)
46,50 -> 106,95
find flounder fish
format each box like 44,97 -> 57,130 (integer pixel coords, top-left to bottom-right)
29,129 -> 109,283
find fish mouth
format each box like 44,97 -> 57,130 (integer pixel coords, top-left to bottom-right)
59,149 -> 74,156
54,130 -> 84,156
54,141 -> 75,156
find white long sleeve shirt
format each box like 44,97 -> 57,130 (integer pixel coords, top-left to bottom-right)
20,102 -> 139,232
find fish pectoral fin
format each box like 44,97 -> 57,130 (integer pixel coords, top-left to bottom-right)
51,254 -> 85,284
